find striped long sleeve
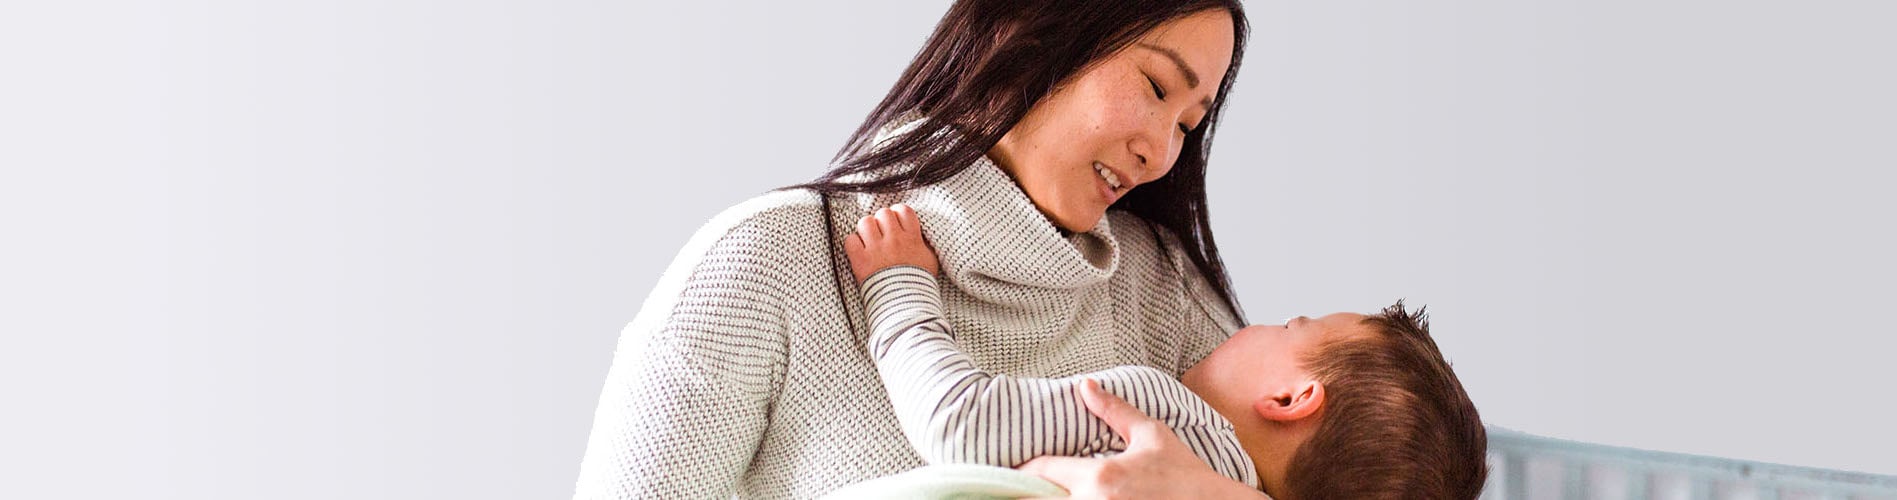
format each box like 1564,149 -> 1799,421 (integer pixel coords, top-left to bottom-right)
861,266 -> 1259,488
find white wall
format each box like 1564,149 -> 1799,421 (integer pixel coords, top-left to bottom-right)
1,1 -> 1890,499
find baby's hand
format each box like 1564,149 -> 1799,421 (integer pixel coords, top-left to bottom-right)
843,204 -> 940,285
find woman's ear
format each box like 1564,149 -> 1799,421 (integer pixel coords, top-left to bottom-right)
1252,380 -> 1325,423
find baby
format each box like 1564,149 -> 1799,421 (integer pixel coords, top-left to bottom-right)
842,205 -> 1489,500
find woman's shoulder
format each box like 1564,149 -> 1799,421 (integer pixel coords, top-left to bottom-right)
715,187 -> 827,225
651,189 -> 836,288
635,188 -> 838,322
689,188 -> 832,248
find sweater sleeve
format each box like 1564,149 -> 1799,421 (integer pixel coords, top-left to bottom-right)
860,266 -> 1258,487
572,212 -> 795,500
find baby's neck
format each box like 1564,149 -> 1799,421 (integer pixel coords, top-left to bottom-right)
1182,368 -> 1311,496
1231,416 -> 1291,496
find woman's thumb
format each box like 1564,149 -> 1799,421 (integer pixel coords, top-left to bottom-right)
1080,379 -> 1160,443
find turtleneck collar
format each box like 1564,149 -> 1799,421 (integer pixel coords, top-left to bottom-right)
844,114 -> 1121,296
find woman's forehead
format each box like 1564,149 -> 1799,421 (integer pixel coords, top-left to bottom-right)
1134,9 -> 1235,76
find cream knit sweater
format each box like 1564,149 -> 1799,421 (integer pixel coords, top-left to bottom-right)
572,123 -> 1243,499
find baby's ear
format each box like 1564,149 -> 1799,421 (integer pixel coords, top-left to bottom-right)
1252,380 -> 1325,423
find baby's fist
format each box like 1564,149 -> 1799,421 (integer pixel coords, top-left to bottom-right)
842,204 -> 940,284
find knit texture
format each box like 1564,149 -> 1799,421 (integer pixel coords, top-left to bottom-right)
861,265 -> 1259,488
572,121 -> 1243,499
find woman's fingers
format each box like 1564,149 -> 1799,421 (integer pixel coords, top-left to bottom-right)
1080,379 -> 1167,445
1016,382 -> 1252,496
1017,455 -> 1096,494
1019,381 -> 1240,499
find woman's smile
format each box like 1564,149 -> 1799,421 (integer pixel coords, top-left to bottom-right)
1093,161 -> 1128,206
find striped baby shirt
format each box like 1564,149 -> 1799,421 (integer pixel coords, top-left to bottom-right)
862,265 -> 1260,488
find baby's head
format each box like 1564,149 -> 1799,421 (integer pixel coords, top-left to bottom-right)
1182,301 -> 1486,500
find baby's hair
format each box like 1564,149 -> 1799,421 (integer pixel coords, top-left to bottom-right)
1280,300 -> 1489,500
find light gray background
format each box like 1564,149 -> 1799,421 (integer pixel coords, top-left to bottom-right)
2,1 -> 1892,499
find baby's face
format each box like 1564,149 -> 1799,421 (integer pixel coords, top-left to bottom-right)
1182,313 -> 1373,416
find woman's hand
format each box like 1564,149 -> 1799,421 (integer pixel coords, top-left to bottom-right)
842,204 -> 941,285
1019,380 -> 1270,500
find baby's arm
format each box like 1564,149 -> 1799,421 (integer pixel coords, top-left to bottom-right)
844,206 -> 1251,480
859,266 -> 1188,466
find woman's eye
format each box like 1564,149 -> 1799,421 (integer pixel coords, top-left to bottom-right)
1146,75 -> 1167,100
1177,123 -> 1192,134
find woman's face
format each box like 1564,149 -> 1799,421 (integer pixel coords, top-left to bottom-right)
988,9 -> 1237,232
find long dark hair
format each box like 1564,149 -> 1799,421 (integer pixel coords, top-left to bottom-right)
789,0 -> 1250,321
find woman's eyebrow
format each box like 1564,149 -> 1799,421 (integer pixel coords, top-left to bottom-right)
1137,42 -> 1199,88
1137,42 -> 1213,110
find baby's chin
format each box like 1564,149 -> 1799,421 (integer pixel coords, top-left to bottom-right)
1180,361 -> 1252,428
1180,356 -> 1217,392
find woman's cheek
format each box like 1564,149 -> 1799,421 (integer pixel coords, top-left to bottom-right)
1068,73 -> 1129,136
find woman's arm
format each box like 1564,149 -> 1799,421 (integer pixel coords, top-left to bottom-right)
572,210 -> 796,500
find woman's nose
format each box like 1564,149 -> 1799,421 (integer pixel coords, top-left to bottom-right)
1128,140 -> 1156,181
1129,124 -> 1171,183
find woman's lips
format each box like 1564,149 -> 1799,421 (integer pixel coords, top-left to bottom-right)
1092,161 -> 1126,205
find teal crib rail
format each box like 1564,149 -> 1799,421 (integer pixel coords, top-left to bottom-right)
1480,427 -> 1897,500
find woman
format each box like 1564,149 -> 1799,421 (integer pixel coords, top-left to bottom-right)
574,1 -> 1256,498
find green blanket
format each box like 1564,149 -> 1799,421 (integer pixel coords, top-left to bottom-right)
820,464 -> 1069,500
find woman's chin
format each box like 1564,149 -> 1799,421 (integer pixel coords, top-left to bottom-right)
1054,215 -> 1101,234
1038,205 -> 1103,234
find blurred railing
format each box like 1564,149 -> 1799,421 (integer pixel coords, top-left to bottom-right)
1481,427 -> 1897,500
